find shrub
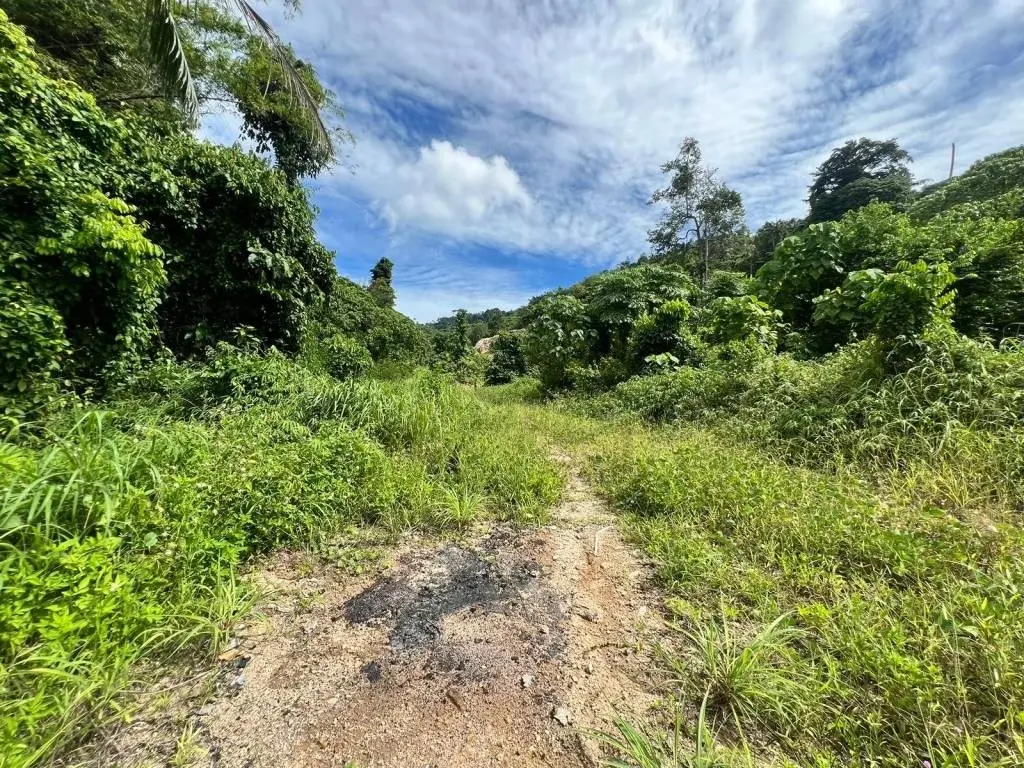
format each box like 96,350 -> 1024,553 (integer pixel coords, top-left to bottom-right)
0,11 -> 165,394
485,331 -> 529,385
121,136 -> 332,356
702,295 -> 781,349
319,335 -> 372,380
626,299 -> 700,374
0,282 -> 68,420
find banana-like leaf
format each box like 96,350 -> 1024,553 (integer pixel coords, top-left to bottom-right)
146,0 -> 199,126
232,0 -> 334,163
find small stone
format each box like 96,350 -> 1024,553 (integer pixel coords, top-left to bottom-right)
552,706 -> 572,726
585,662 -> 594,675
521,674 -> 536,688
446,689 -> 466,711
538,625 -> 550,635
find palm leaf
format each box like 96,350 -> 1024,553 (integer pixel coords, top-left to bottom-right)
145,0 -> 199,126
231,0 -> 334,163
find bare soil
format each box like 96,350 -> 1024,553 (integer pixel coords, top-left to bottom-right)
96,457 -> 669,767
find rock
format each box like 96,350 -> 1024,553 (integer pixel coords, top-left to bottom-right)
520,674 -> 536,688
585,661 -> 595,675
446,689 -> 466,712
538,625 -> 550,636
218,647 -> 244,663
552,706 -> 572,726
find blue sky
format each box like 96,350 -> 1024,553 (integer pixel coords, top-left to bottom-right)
204,0 -> 1024,322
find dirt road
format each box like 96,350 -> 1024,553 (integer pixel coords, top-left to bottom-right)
101,458 -> 667,767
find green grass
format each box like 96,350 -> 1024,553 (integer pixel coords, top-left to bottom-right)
491,390 -> 1024,767
0,350 -> 562,766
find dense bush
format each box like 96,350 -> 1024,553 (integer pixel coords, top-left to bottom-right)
121,136 -> 334,355
301,333 -> 372,380
311,276 -> 432,364
485,331 -> 529,384
0,12 -> 165,401
910,146 -> 1024,220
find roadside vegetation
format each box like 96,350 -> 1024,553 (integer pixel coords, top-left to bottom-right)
4,2 -> 1024,766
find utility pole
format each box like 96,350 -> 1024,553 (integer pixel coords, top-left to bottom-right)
949,142 -> 956,179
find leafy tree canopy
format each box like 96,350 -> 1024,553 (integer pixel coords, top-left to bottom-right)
648,137 -> 745,286
367,257 -> 396,309
808,138 -> 912,223
6,0 -> 346,181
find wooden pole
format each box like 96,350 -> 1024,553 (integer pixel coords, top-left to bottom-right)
949,142 -> 956,179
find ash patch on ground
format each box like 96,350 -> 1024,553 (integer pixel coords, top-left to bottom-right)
340,534 -> 563,656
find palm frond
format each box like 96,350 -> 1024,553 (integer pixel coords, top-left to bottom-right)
146,0 -> 199,126
232,0 -> 334,163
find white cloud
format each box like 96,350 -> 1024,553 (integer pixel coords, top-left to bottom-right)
383,140 -> 532,231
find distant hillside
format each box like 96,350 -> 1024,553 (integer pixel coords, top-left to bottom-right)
423,307 -> 526,343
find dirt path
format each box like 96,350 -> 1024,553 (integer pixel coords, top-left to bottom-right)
103,456 -> 667,767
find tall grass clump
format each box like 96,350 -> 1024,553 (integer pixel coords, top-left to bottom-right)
587,332 -> 1024,516
0,347 -> 560,765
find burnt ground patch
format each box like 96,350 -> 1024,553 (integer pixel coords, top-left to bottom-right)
339,536 -> 562,654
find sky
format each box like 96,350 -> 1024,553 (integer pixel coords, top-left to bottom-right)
204,0 -> 1024,322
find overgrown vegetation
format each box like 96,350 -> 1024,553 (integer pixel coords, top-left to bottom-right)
489,136 -> 1024,765
6,2 -> 1024,765
0,9 -> 556,764
1,349 -> 560,764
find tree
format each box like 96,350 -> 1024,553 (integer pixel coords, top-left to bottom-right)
6,0 -> 339,178
648,138 -> 745,287
368,257 -> 396,308
751,218 -> 804,271
485,331 -> 528,384
808,138 -> 913,223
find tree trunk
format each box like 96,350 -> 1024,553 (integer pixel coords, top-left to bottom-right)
703,237 -> 710,289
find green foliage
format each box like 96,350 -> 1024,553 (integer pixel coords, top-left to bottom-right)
578,264 -> 696,357
811,268 -> 885,350
911,146 -> 1024,221
576,417 -> 1024,766
303,334 -> 372,380
750,218 -> 804,272
648,138 -> 746,285
755,223 -> 844,329
1,350 -> 561,763
367,257 -> 396,309
861,260 -> 956,351
312,277 -> 431,364
626,299 -> 700,374
124,135 -> 334,354
0,282 -> 68,419
522,294 -> 593,390
702,296 -> 780,349
0,11 -> 166,398
485,331 -> 529,385
808,138 -> 913,223
706,270 -> 751,299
